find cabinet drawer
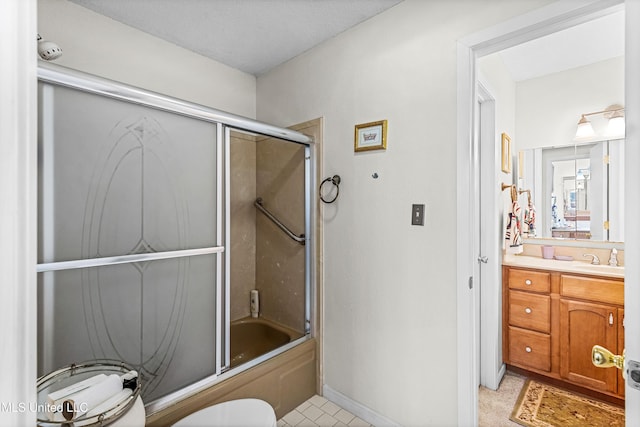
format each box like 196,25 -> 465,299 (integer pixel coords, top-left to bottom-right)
508,269 -> 550,293
509,290 -> 550,333
509,326 -> 551,372
561,275 -> 624,305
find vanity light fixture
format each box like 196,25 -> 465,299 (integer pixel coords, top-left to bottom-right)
575,115 -> 595,139
605,107 -> 625,137
574,104 -> 625,140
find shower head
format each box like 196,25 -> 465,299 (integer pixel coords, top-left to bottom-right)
37,34 -> 62,61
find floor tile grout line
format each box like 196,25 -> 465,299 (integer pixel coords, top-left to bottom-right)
279,394 -> 371,427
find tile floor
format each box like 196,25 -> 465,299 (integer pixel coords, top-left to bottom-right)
278,395 -> 372,427
279,373 -> 525,427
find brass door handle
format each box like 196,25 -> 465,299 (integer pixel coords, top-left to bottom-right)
592,345 -> 625,377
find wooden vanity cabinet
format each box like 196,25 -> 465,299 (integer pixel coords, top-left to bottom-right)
503,266 -> 625,399
504,268 -> 552,372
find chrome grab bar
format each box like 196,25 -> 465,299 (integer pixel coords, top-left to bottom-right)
254,198 -> 305,245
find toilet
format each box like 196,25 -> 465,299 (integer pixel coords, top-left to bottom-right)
172,399 -> 277,427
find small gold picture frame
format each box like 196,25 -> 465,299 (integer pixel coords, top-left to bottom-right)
501,133 -> 512,173
354,120 -> 387,152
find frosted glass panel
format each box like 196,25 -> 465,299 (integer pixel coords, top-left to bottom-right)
38,83 -> 217,263
37,82 -> 220,403
38,255 -> 217,402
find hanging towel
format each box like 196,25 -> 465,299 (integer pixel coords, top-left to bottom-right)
505,200 -> 523,254
524,200 -> 536,236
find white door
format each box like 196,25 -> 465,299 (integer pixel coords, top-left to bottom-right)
623,0 -> 640,423
477,82 -> 503,391
1,1 -> 38,426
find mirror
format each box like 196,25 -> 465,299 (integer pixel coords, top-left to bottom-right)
518,139 -> 624,242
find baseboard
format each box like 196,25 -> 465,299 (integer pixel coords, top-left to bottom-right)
498,363 -> 506,384
322,385 -> 400,427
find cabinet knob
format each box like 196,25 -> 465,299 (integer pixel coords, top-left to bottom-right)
525,279 -> 532,286
525,307 -> 532,314
525,346 -> 532,353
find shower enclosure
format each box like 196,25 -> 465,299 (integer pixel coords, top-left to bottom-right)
36,63 -> 315,408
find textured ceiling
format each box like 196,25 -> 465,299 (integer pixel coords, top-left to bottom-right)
69,0 -> 404,76
67,1 -> 623,80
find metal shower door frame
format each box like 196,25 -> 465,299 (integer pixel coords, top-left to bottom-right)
221,125 -> 316,345
36,62 -> 315,411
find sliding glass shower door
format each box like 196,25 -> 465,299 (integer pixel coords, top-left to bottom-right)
36,63 -> 315,408
37,82 -> 224,402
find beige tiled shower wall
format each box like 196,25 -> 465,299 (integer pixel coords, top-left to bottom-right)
230,131 -> 257,321
256,133 -> 307,332
231,119 -> 321,335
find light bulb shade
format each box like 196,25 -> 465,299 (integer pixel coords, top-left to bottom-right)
575,116 -> 595,139
606,116 -> 625,138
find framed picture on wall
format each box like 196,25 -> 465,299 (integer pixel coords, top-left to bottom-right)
354,120 -> 387,152
501,132 -> 512,173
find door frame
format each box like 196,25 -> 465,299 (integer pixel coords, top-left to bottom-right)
456,0 -> 635,425
0,0 -> 38,425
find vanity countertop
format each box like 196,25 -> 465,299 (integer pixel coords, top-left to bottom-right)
503,254 -> 624,279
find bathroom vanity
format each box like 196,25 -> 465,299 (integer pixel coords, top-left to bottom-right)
502,255 -> 625,399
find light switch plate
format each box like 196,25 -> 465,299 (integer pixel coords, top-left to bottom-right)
411,204 -> 425,226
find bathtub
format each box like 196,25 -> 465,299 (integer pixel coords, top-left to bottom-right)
146,318 -> 315,426
230,317 -> 304,368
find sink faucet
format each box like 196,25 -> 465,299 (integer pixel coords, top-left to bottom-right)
583,253 -> 600,265
608,248 -> 619,267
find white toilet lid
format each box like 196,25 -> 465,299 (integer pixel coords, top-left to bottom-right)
110,396 -> 146,427
173,399 -> 277,427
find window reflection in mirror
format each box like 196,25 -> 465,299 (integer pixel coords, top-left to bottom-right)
518,139 -> 624,242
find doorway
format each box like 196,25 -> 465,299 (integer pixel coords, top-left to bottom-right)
457,1 -> 640,425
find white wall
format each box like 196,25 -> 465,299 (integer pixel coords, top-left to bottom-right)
480,54 -> 624,154
478,54 -> 518,242
516,56 -> 624,150
38,0 -> 256,117
479,54 -> 517,152
257,0 -> 551,424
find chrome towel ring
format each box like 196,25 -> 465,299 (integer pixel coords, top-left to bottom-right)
319,175 -> 341,204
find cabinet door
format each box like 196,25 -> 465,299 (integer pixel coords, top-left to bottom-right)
560,299 -> 618,394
